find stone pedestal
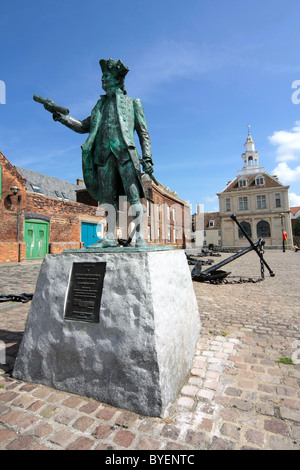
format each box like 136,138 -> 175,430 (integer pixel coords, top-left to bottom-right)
13,249 -> 201,417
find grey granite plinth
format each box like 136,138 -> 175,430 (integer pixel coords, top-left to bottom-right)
13,249 -> 201,417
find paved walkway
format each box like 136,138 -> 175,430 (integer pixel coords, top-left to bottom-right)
0,251 -> 299,450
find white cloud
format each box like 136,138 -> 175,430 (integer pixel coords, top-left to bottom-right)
289,192 -> 300,206
269,121 -> 300,163
270,122 -> 300,185
272,162 -> 300,184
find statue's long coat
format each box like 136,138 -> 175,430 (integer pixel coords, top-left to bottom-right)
81,93 -> 152,203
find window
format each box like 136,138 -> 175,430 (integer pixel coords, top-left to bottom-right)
238,221 -> 251,239
167,206 -> 170,220
173,229 -> 176,242
147,200 -> 150,217
147,226 -> 151,241
31,184 -> 43,194
157,228 -> 160,241
239,197 -> 248,210
218,230 -> 221,237
238,178 -> 247,188
168,228 -> 171,243
172,208 -> 176,221
257,220 -> 270,238
226,198 -> 231,211
257,195 -> 266,209
255,175 -> 265,185
203,230 -> 206,237
275,193 -> 281,208
54,191 -> 62,198
61,192 -> 69,200
209,220 -> 214,228
157,205 -> 160,220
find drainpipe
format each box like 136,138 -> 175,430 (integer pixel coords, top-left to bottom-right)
16,194 -> 22,262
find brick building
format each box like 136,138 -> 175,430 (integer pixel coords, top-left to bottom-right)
190,206 -> 221,249
142,175 -> 191,248
0,152 -> 103,263
290,206 -> 300,234
202,212 -> 221,248
0,152 -> 190,262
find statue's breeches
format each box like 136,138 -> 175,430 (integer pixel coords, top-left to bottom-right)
97,154 -> 142,205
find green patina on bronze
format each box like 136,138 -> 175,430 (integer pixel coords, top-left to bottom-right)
34,58 -> 161,250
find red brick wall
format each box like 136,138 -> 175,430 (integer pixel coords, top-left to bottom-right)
0,152 -> 102,262
0,153 -> 28,262
0,242 -> 26,263
0,152 -> 27,242
25,192 -> 99,243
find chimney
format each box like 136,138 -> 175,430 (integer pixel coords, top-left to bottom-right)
76,178 -> 83,186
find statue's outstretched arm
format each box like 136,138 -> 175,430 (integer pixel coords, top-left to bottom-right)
33,94 -> 91,134
53,113 -> 91,134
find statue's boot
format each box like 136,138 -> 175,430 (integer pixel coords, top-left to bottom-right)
130,202 -> 147,249
91,236 -> 119,248
135,237 -> 147,249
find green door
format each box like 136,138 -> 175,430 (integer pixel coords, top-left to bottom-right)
24,220 -> 49,259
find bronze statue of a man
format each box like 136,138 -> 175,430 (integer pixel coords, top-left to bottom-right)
44,58 -> 155,248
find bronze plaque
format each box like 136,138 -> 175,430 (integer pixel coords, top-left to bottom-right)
64,262 -> 106,323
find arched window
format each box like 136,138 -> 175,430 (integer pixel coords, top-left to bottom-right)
238,221 -> 251,239
257,220 -> 270,238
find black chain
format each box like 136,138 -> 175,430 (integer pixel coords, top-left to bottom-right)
210,276 -> 264,285
0,293 -> 33,303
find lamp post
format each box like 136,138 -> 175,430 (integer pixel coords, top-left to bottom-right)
280,213 -> 285,253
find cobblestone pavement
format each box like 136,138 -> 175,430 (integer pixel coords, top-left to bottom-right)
0,251 -> 299,450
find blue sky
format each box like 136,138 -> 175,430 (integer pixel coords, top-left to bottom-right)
1,0 -> 300,212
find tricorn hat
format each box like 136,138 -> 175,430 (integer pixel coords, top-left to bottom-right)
99,58 -> 130,77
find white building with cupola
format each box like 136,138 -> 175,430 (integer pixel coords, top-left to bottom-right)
217,128 -> 293,249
